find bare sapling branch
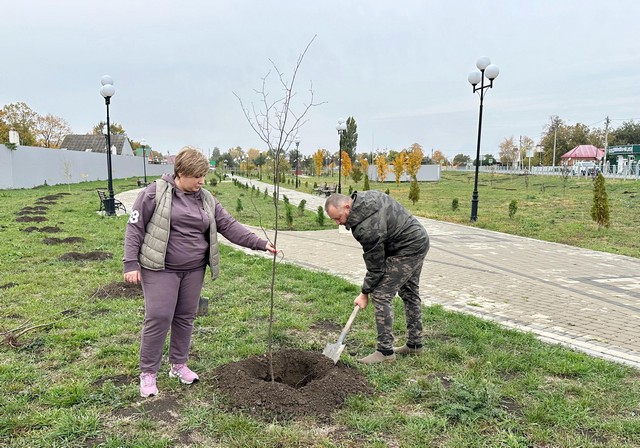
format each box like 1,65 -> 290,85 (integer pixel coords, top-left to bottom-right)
233,35 -> 324,382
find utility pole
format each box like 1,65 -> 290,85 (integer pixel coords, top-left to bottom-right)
603,116 -> 610,174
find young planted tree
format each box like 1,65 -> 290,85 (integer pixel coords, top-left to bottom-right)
375,153 -> 389,183
341,150 -> 352,183
393,150 -> 406,185
235,36 -> 322,380
591,172 -> 610,228
406,143 -> 424,179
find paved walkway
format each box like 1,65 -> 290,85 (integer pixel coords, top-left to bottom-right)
117,177 -> 640,369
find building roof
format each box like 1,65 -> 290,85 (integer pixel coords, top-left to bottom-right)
560,144 -> 604,160
60,134 -> 130,155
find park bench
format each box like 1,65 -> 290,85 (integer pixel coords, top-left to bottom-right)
97,189 -> 126,214
313,182 -> 328,196
136,178 -> 149,187
322,184 -> 337,196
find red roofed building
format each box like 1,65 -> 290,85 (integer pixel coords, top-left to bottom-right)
560,145 -> 604,164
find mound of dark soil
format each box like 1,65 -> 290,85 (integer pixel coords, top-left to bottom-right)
93,281 -> 143,299
43,237 -> 85,245
21,206 -> 49,211
214,349 -> 372,420
37,193 -> 68,201
16,216 -> 48,223
22,226 -> 63,233
18,210 -> 47,215
59,251 -> 112,262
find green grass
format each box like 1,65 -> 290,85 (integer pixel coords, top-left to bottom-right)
1,176 -> 640,447
274,170 -> 639,258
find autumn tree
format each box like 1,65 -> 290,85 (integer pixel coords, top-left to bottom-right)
35,113 -> 72,148
375,153 -> 389,183
392,150 -> 406,185
358,156 -> 370,177
499,136 -> 518,166
0,110 -> 11,144
2,102 -> 38,146
313,148 -> 327,176
453,153 -> 471,166
431,149 -> 447,166
92,121 -> 126,135
341,150 -> 352,180
406,143 -> 423,178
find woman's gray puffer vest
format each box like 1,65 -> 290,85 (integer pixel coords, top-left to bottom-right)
138,178 -> 220,279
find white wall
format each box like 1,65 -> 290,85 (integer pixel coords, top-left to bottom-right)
0,144 -> 169,189
367,164 -> 441,182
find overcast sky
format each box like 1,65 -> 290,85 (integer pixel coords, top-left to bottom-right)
2,0 -> 639,159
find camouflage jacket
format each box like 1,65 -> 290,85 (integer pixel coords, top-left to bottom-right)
345,190 -> 429,294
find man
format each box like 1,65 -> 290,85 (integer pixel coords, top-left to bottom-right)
325,191 -> 429,364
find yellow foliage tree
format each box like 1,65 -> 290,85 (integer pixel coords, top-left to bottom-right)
432,149 -> 447,166
375,154 -> 389,183
313,149 -> 327,176
341,151 -> 352,180
393,150 -> 407,185
406,143 -> 424,178
358,156 -> 370,176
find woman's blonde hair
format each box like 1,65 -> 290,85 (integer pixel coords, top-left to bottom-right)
174,147 -> 209,178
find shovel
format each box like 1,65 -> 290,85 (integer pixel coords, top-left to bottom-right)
323,305 -> 360,364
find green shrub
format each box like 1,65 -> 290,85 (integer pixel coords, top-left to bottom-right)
236,198 -> 243,213
316,206 -> 325,226
591,172 -> 610,228
363,174 -> 370,191
408,177 -> 420,205
297,199 -> 306,216
508,199 -> 518,218
285,203 -> 294,228
452,198 -> 459,211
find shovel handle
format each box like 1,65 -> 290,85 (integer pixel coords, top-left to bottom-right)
336,305 -> 360,346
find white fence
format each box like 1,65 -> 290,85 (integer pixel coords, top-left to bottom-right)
0,144 -> 169,190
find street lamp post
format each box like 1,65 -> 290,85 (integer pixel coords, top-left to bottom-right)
99,75 -> 116,216
294,134 -> 301,188
336,118 -> 347,194
140,138 -> 148,186
468,57 -> 499,222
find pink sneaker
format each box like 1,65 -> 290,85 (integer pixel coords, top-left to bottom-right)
169,364 -> 199,384
139,372 -> 158,397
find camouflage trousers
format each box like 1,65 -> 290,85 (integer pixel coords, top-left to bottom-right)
370,251 -> 427,352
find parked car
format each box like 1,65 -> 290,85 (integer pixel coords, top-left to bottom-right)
572,161 -> 597,176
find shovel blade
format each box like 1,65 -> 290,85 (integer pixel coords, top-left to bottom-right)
322,342 -> 346,364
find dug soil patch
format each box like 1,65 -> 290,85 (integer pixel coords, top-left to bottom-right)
22,226 -> 63,233
92,281 -> 143,299
43,237 -> 85,245
16,216 -> 48,223
59,251 -> 112,262
214,349 -> 372,420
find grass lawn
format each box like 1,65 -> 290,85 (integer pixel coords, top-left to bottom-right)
263,170 -> 639,259
1,176 -> 639,447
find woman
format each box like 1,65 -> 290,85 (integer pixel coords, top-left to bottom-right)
124,148 -> 276,397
